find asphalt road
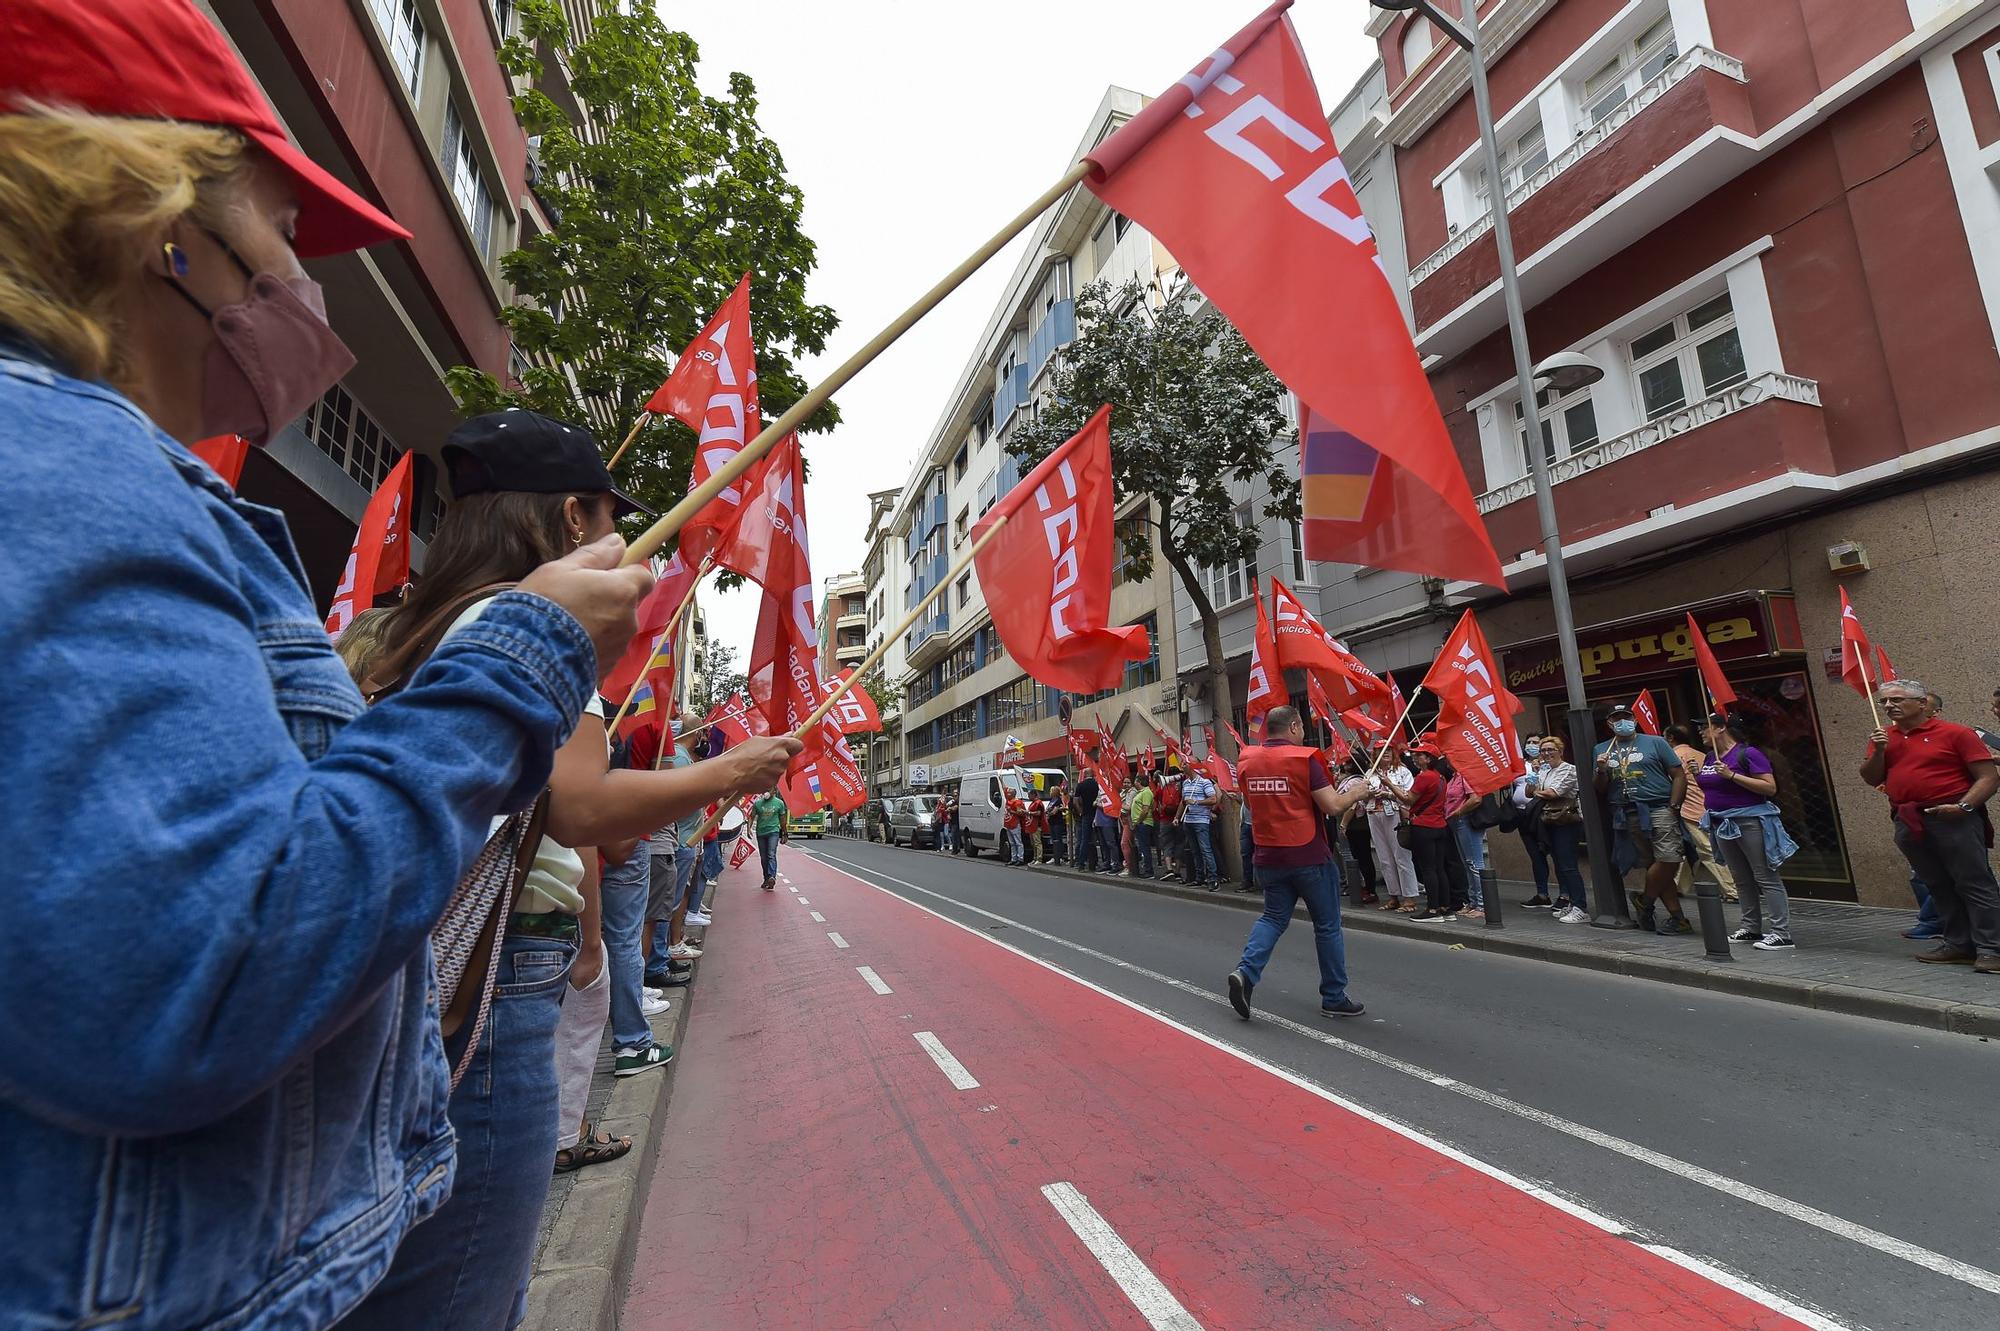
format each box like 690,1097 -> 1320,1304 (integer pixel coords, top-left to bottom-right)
802,836 -> 2000,1331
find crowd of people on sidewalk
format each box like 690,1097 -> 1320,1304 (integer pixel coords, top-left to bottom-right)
0,8 -> 801,1326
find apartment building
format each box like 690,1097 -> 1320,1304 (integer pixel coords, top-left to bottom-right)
860,489 -> 908,795
1357,0 -> 2000,904
893,88 -> 1183,791
198,0 -> 551,605
818,572 -> 869,678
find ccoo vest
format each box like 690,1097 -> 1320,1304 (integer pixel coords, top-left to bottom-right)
1240,744 -> 1322,847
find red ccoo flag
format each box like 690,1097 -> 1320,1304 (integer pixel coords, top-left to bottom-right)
1687,613 -> 1739,709
1085,2 -> 1504,590
325,452 -> 413,639
973,406 -> 1149,692
1245,585 -> 1283,739
645,274 -> 763,563
191,434 -> 250,488
1269,577 -> 1391,711
1419,610 -> 1526,797
1201,724 -> 1239,794
1631,689 -> 1661,736
821,669 -> 883,735
1837,588 -> 1887,699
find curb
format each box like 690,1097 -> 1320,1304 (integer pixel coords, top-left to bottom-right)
995,853 -> 2000,1039
521,962 -> 697,1331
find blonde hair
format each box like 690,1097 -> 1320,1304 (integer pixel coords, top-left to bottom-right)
335,606 -> 399,686
0,108 -> 249,386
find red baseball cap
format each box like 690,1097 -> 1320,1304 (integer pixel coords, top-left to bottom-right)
1,0 -> 411,258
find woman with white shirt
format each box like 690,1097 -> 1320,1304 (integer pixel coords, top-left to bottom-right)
1531,734 -> 1592,923
1513,735 -> 1556,907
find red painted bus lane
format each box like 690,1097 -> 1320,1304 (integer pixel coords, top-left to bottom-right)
623,851 -> 1824,1330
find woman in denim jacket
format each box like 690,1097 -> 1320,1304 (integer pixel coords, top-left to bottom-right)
0,5 -> 667,1327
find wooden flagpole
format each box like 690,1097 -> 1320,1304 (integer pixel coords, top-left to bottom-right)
606,414 -> 649,471
1364,686 -> 1425,778
620,162 -> 1093,567
653,581 -> 701,771
603,556 -> 711,739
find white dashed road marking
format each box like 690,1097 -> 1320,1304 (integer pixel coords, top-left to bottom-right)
914,1031 -> 980,1090
811,911 -> 826,923
857,966 -> 892,995
1042,1182 -> 1204,1331
827,931 -> 849,949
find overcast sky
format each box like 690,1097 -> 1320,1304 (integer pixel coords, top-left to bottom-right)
667,1 -> 1381,670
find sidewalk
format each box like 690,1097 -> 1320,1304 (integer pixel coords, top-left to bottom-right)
991,847 -> 2000,1038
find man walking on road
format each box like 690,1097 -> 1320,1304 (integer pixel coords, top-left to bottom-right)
752,790 -> 788,890
1862,679 -> 2000,973
1228,707 -> 1372,1021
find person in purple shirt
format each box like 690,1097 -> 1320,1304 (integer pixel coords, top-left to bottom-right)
1697,711 -> 1799,949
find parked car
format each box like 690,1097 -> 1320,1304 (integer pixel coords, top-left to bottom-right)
883,795 -> 937,848
955,768 -> 1064,857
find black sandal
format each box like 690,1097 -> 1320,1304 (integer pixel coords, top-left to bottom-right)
554,1121 -> 632,1174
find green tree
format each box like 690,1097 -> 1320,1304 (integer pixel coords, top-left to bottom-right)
690,640 -> 747,716
448,0 -> 839,516
1007,278 -> 1293,761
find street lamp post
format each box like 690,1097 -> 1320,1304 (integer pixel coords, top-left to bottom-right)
1372,0 -> 1627,926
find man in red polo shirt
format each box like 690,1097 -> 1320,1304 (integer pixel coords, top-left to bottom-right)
1861,679 -> 2000,972
1226,706 -> 1374,1021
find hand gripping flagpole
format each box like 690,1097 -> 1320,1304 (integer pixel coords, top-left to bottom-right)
619,163 -> 1093,567
1364,687 -> 1425,779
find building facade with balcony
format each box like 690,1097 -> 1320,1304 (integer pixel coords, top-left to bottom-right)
860,489 -> 909,797
198,0 -> 553,606
1368,0 -> 2000,904
818,572 -> 869,678
891,88 -> 1184,792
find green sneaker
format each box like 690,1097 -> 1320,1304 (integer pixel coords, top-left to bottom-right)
613,1044 -> 674,1077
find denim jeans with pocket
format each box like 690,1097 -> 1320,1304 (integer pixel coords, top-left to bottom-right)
1237,859 -> 1349,1006
599,843 -> 653,1052
342,930 -> 577,1331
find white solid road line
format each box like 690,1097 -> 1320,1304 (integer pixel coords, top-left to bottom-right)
810,911 -> 826,923
857,965 -> 893,995
827,931 -> 849,949
811,853 -> 1882,1330
914,1031 -> 981,1090
1042,1183 -> 1205,1331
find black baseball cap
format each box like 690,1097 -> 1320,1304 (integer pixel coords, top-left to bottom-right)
442,409 -> 645,517
1606,703 -> 1635,719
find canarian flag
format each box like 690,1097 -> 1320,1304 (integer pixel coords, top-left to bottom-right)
1083,1 -> 1504,589
1687,612 -> 1739,709
1418,611 -> 1526,797
644,273 -> 763,564
191,434 -> 250,488
325,452 -> 413,639
615,680 -> 660,741
1245,586 -> 1284,740
1837,589 -> 1887,699
1269,577 -> 1391,711
1631,688 -> 1661,736
972,406 -> 1149,692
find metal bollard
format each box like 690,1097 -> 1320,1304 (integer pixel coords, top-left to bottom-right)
1692,872 -> 1732,960
1480,866 -> 1502,928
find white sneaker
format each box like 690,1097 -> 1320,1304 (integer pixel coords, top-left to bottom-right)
641,992 -> 672,1016
668,941 -> 704,960
685,911 -> 711,928
1557,905 -> 1589,923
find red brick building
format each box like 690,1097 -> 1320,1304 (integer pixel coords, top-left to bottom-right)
1367,0 -> 2000,903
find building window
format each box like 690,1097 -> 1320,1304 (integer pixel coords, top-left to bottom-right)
442,105 -> 496,260
489,0 -> 513,38
366,0 -> 423,95
1203,503 -> 1257,608
1628,293 -> 1747,421
1581,14 -> 1677,126
1470,121 -> 1548,215
977,470 -> 998,516
1289,518 -> 1315,586
956,573 -> 972,608
302,383 -> 398,491
979,630 -> 1006,669
953,507 -> 969,548
953,443 -> 969,480
987,675 -> 1039,730
1400,16 -> 1435,77
1112,513 -> 1152,586
940,702 -> 979,752
1512,382 -> 1601,473
1123,614 -> 1160,691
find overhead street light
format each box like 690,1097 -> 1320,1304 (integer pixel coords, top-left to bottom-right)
1532,351 -> 1604,394
1371,1 -> 1630,928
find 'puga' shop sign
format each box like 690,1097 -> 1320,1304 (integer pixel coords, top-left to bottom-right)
1499,592 -> 1802,693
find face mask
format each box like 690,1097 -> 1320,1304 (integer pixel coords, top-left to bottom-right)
1523,743 -> 1541,758
165,232 -> 356,445
1611,720 -> 1638,739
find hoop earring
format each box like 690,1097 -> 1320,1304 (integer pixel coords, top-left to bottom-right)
572,529 -> 583,547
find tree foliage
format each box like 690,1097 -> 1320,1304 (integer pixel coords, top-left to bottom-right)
1006,278 -> 1294,742
447,0 -> 839,515
689,640 -> 747,716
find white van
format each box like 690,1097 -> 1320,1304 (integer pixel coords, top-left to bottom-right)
955,767 -> 1066,857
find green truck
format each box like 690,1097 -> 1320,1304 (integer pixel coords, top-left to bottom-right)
791,808 -> 829,839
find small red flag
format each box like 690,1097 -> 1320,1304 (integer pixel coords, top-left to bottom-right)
602,546 -> 699,709
973,407 -> 1150,692
1085,3 -> 1503,589
645,274 -> 764,564
820,670 -> 883,736
1201,724 -> 1239,794
1837,588 -> 1885,700
728,834 -> 756,870
1245,586 -> 1284,735
1687,613 -> 1739,709
1139,745 -> 1156,776
705,692 -> 756,748
1269,577 -> 1392,712
191,434 -> 250,488
325,452 -> 413,639
1418,610 -> 1526,797
1631,689 -> 1661,736
1305,671 -> 1336,730
1876,644 -> 1897,684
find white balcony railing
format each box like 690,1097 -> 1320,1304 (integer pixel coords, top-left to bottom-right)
1411,47 -> 1748,286
1474,372 -> 1821,515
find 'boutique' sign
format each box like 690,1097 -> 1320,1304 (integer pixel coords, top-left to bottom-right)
1498,593 -> 1801,693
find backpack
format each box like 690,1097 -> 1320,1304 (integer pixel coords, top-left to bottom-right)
1467,792 -> 1510,831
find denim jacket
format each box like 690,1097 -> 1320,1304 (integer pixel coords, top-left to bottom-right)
0,341 -> 596,1330
1702,801 -> 1802,874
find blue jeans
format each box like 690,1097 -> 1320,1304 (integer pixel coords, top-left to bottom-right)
1133,824 -> 1155,877
758,830 -> 780,879
1910,870 -> 1942,936
1049,822 -> 1068,862
1239,819 -> 1256,892
1451,818 -> 1486,906
343,930 -> 576,1331
1236,859 -> 1349,1006
1095,815 -> 1122,871
1546,821 -> 1587,911
1006,825 -> 1024,863
1519,826 -> 1551,894
1186,821 -> 1216,883
599,844 -> 653,1052
703,836 -> 724,883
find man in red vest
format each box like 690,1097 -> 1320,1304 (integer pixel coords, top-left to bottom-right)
1227,706 -> 1374,1021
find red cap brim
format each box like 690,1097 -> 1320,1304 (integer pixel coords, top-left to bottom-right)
246,124 -> 410,258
